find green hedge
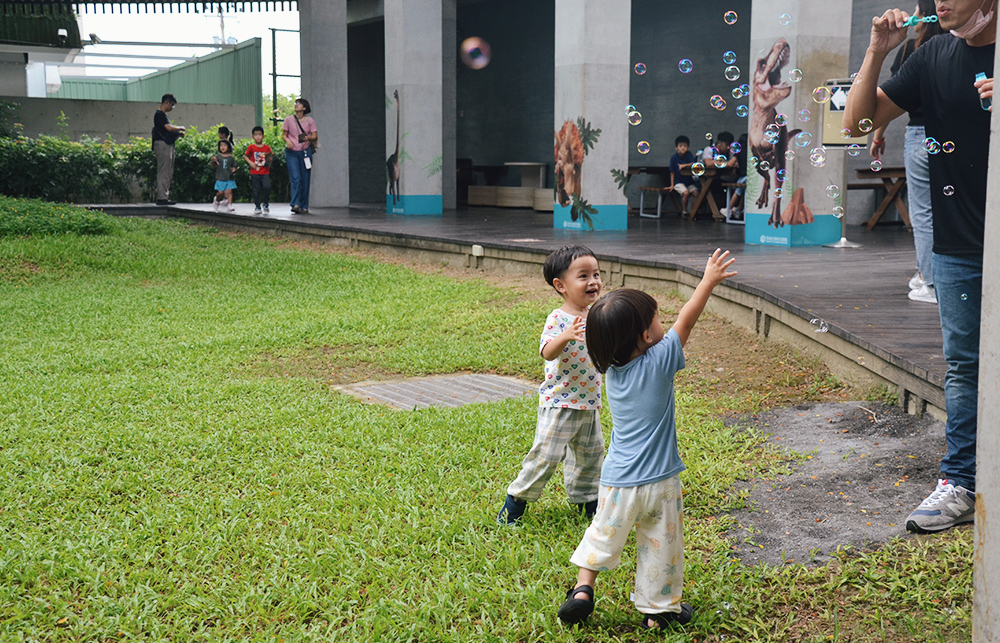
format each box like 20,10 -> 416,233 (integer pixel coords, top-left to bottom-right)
0,195 -> 120,237
0,126 -> 291,205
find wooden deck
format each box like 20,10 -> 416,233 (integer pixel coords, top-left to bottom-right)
110,201 -> 945,408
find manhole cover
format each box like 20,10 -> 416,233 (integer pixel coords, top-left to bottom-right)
337,373 -> 536,410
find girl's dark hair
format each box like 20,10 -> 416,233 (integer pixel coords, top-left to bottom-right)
586,289 -> 659,373
218,140 -> 231,153
296,98 -> 312,115
542,245 -> 596,289
916,0 -> 944,48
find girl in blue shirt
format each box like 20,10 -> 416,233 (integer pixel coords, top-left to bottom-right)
557,249 -> 736,632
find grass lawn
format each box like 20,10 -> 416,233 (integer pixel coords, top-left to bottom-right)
0,204 -> 972,642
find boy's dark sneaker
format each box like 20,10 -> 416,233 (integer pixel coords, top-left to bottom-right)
575,500 -> 598,519
497,494 -> 527,525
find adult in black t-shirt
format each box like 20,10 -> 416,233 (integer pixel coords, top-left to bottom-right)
152,94 -> 186,205
843,1 -> 996,535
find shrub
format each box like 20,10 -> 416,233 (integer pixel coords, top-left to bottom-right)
0,125 -> 290,205
0,195 -> 120,237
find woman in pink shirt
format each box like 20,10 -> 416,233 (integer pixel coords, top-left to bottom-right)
282,98 -> 318,214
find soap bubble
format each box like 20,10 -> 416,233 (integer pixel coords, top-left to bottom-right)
788,68 -> 803,82
625,104 -> 636,113
778,12 -> 792,26
723,51 -> 737,64
798,108 -> 811,122
943,185 -> 955,196
637,141 -> 650,154
776,169 -> 788,181
713,155 -> 727,168
692,161 -> 706,177
678,59 -> 694,73
748,156 -> 759,168
740,83 -> 750,95
871,159 -> 883,171
732,87 -> 744,99
460,38 -> 492,70
840,128 -> 853,140
812,86 -> 832,103
725,66 -> 741,82
961,293 -> 969,301
775,113 -> 788,126
736,105 -> 749,117
794,131 -> 813,147
730,142 -> 742,155
847,143 -> 863,157
833,205 -> 845,218
766,123 -> 780,132
943,141 -> 956,153
634,63 -> 647,75
826,185 -> 841,199
809,147 -> 827,167
706,132 -> 714,141
858,118 -> 874,133
810,318 -> 830,333
774,187 -> 784,198
711,95 -> 727,110
857,357 -> 866,366
785,149 -> 796,160
724,10 -> 738,24
760,160 -> 772,171
628,110 -> 642,125
923,137 -> 941,154
764,130 -> 780,145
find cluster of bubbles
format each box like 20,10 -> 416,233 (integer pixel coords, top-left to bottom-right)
809,147 -> 827,167
634,63 -> 647,75
923,136 -> 956,155
460,37 -> 492,70
810,318 -> 830,333
710,95 -> 727,111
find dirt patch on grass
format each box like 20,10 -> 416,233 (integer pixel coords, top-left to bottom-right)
0,259 -> 42,283
723,401 -> 953,567
248,346 -> 404,385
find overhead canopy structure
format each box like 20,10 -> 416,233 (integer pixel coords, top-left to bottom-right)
0,0 -> 296,13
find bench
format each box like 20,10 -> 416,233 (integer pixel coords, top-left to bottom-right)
637,186 -> 682,219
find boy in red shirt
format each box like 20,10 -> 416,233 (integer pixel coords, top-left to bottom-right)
243,126 -> 273,215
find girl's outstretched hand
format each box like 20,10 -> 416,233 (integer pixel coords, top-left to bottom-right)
704,248 -> 738,286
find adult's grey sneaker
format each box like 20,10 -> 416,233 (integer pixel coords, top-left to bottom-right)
908,284 -> 937,304
905,479 -> 975,534
908,271 -> 926,291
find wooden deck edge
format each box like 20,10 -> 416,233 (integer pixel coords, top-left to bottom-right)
101,206 -> 946,419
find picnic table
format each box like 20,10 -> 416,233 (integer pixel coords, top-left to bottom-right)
851,166 -> 909,230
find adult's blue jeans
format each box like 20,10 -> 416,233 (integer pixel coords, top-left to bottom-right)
285,148 -> 311,210
933,252 -> 982,490
904,125 -> 933,285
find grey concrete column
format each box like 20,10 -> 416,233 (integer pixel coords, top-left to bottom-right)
298,0 -> 349,208
442,0 -> 457,210
384,0 -> 443,215
744,3 -> 849,246
553,0 -> 630,230
973,44 -> 1000,643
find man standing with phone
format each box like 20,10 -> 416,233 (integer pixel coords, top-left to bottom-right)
152,94 -> 186,206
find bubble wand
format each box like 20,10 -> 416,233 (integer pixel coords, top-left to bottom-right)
901,15 -> 939,27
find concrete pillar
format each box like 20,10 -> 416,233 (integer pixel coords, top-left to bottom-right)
744,3 -> 848,246
298,0 -> 350,208
442,0 -> 457,210
973,43 -> 1000,643
553,0 -> 630,231
384,0 -> 443,215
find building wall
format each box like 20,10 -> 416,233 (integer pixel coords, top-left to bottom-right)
456,0 -> 555,187
1,96 -> 257,143
347,20 -> 388,203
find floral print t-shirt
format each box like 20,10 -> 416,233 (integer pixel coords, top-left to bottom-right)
538,308 -> 602,410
